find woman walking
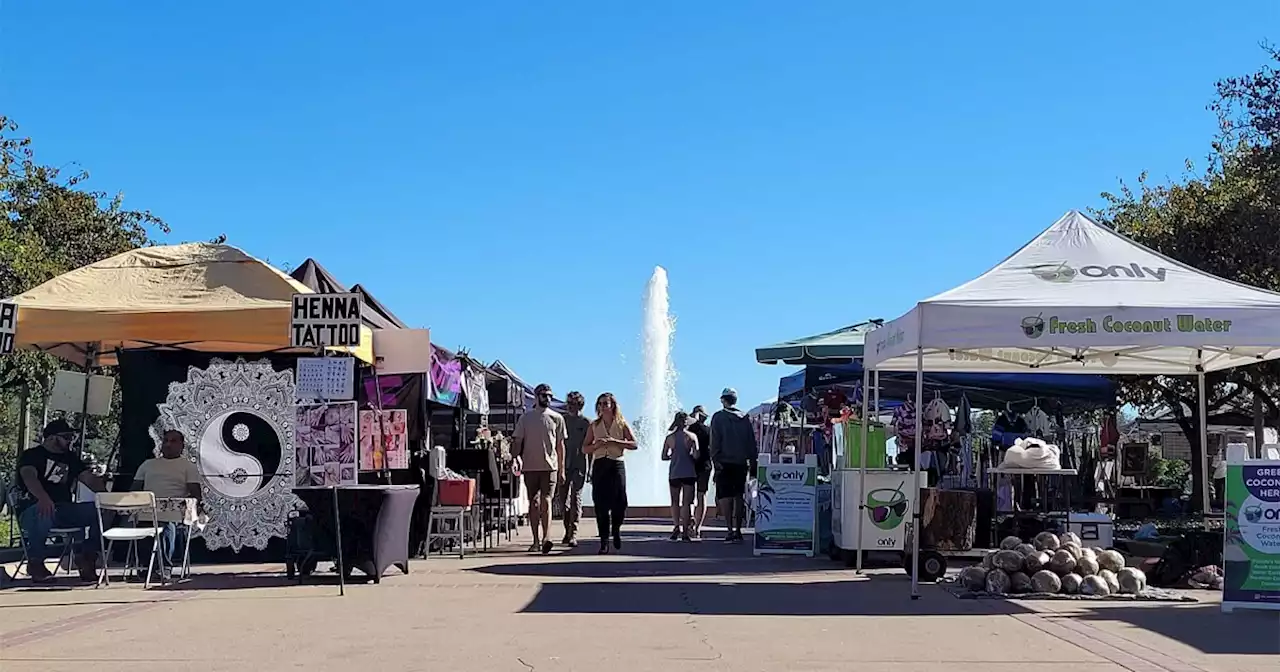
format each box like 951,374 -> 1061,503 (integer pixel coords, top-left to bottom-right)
663,410 -> 700,542
584,393 -> 638,554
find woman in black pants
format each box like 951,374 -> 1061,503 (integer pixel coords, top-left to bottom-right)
584,392 -> 637,553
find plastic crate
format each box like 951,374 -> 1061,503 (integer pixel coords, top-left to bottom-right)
438,478 -> 477,506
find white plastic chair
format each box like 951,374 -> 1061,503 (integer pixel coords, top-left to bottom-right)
95,491 -> 164,588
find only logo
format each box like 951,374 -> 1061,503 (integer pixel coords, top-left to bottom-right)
1020,315 -> 1046,339
1028,262 -> 1168,283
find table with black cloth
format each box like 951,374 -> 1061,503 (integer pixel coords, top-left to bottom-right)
290,485 -> 420,584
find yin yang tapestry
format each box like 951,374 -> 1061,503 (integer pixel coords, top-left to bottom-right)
118,350 -> 301,552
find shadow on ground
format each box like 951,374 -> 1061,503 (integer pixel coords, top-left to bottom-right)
1065,603 -> 1280,656
521,578 -> 1031,617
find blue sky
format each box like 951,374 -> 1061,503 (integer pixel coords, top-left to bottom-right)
3,2 -> 1276,413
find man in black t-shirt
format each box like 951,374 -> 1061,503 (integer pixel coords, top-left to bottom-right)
687,406 -> 712,540
14,419 -> 105,583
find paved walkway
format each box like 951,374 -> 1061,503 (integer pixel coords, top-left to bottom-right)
1,522 -> 1276,672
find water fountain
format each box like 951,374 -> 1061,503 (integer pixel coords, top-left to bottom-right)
631,265 -> 679,506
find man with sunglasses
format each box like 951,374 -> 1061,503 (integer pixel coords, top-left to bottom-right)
12,419 -> 105,583
512,383 -> 566,555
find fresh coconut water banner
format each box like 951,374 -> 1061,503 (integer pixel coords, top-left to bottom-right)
1223,459 -> 1280,609
754,459 -> 817,556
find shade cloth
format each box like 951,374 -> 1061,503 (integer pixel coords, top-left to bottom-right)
9,243 -> 373,364
755,320 -> 884,365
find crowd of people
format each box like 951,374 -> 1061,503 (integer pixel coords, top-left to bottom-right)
512,384 -> 758,555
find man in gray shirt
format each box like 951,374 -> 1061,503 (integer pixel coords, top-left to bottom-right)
555,391 -> 591,547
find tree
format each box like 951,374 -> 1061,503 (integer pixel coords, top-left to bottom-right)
1,116 -> 168,468
1092,46 -> 1280,512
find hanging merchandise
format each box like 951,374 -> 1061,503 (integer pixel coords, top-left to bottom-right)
954,393 -> 975,486
991,406 -> 1029,449
1099,412 -> 1120,458
1025,402 -> 1052,439
891,397 -> 917,448
922,394 -> 953,444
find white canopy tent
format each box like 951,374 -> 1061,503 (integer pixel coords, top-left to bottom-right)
863,210 -> 1280,598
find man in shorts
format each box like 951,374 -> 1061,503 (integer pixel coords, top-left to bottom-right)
513,383 -> 566,555
710,388 -> 757,543
687,405 -> 712,540
555,391 -> 591,547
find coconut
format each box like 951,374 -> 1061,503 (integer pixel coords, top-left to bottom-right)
960,566 -> 988,591
1048,549 -> 1077,576
1060,531 -> 1082,547
993,549 -> 1025,573
1024,551 -> 1049,573
1033,531 -> 1060,552
1031,569 -> 1062,594
981,551 -> 997,571
1098,550 -> 1125,573
1010,571 -> 1033,593
1079,547 -> 1097,561
1100,569 -> 1120,594
1060,572 -> 1083,594
1000,535 -> 1023,550
986,569 -> 1012,594
1117,567 -> 1147,594
1074,555 -> 1100,577
1081,574 -> 1110,596
1015,543 -> 1038,557
1060,542 -> 1082,560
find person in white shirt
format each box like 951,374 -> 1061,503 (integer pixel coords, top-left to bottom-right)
132,430 -> 202,578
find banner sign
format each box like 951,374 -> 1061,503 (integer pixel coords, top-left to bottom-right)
1223,458 -> 1280,612
754,457 -> 817,556
429,345 -> 463,406
290,293 -> 362,348
0,301 -> 17,354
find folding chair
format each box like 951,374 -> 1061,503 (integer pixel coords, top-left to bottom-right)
4,485 -> 85,580
95,491 -> 164,589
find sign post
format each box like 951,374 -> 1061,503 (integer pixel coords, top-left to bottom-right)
290,293 -> 363,349
1223,453 -> 1280,613
753,454 -> 817,556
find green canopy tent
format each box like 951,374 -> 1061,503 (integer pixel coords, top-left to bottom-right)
754,319 -> 884,365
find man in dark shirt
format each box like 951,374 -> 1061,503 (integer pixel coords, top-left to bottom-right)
555,391 -> 592,547
687,405 -> 712,540
14,419 -> 105,583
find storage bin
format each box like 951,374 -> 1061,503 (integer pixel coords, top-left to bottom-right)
1069,512 -> 1114,548
438,478 -> 477,506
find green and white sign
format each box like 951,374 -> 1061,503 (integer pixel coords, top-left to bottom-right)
1223,458 -> 1280,613
754,457 -> 817,557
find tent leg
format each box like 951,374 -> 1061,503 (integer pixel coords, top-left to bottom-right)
856,367 -> 869,574
910,348 -> 923,600
1197,369 -> 1211,515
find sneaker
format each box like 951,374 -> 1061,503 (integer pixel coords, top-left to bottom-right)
668,529 -> 681,541
681,532 -> 692,543
690,530 -> 702,542
527,541 -> 541,553
723,533 -> 737,544
612,534 -> 622,550
541,539 -> 553,555
562,536 -> 578,548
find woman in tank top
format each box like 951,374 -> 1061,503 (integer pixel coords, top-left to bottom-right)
663,410 -> 700,542
584,393 -> 637,554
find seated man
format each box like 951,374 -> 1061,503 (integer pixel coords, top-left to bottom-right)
14,419 -> 104,583
133,430 -> 202,578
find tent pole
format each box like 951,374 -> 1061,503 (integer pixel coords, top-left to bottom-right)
856,366 -> 869,573
1197,367 -> 1211,515
76,343 -> 98,461
911,347 -> 923,600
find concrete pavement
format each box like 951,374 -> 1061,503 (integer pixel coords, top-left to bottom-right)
1,521 -> 1276,672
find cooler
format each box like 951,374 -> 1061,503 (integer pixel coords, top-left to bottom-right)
1068,512 -> 1114,548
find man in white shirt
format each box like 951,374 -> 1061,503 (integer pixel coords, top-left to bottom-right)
133,430 -> 202,578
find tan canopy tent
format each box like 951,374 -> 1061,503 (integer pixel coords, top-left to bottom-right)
7,242 -> 374,366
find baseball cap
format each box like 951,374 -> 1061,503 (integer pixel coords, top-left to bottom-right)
43,418 -> 76,438
721,387 -> 738,399
691,404 -> 707,416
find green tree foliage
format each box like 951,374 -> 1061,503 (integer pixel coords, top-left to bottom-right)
0,116 -> 168,470
1092,46 -> 1280,512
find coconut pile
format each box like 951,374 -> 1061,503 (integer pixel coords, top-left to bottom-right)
955,532 -> 1153,598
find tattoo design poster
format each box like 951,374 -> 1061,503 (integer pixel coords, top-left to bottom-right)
295,401 -> 358,486
358,408 -> 409,471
